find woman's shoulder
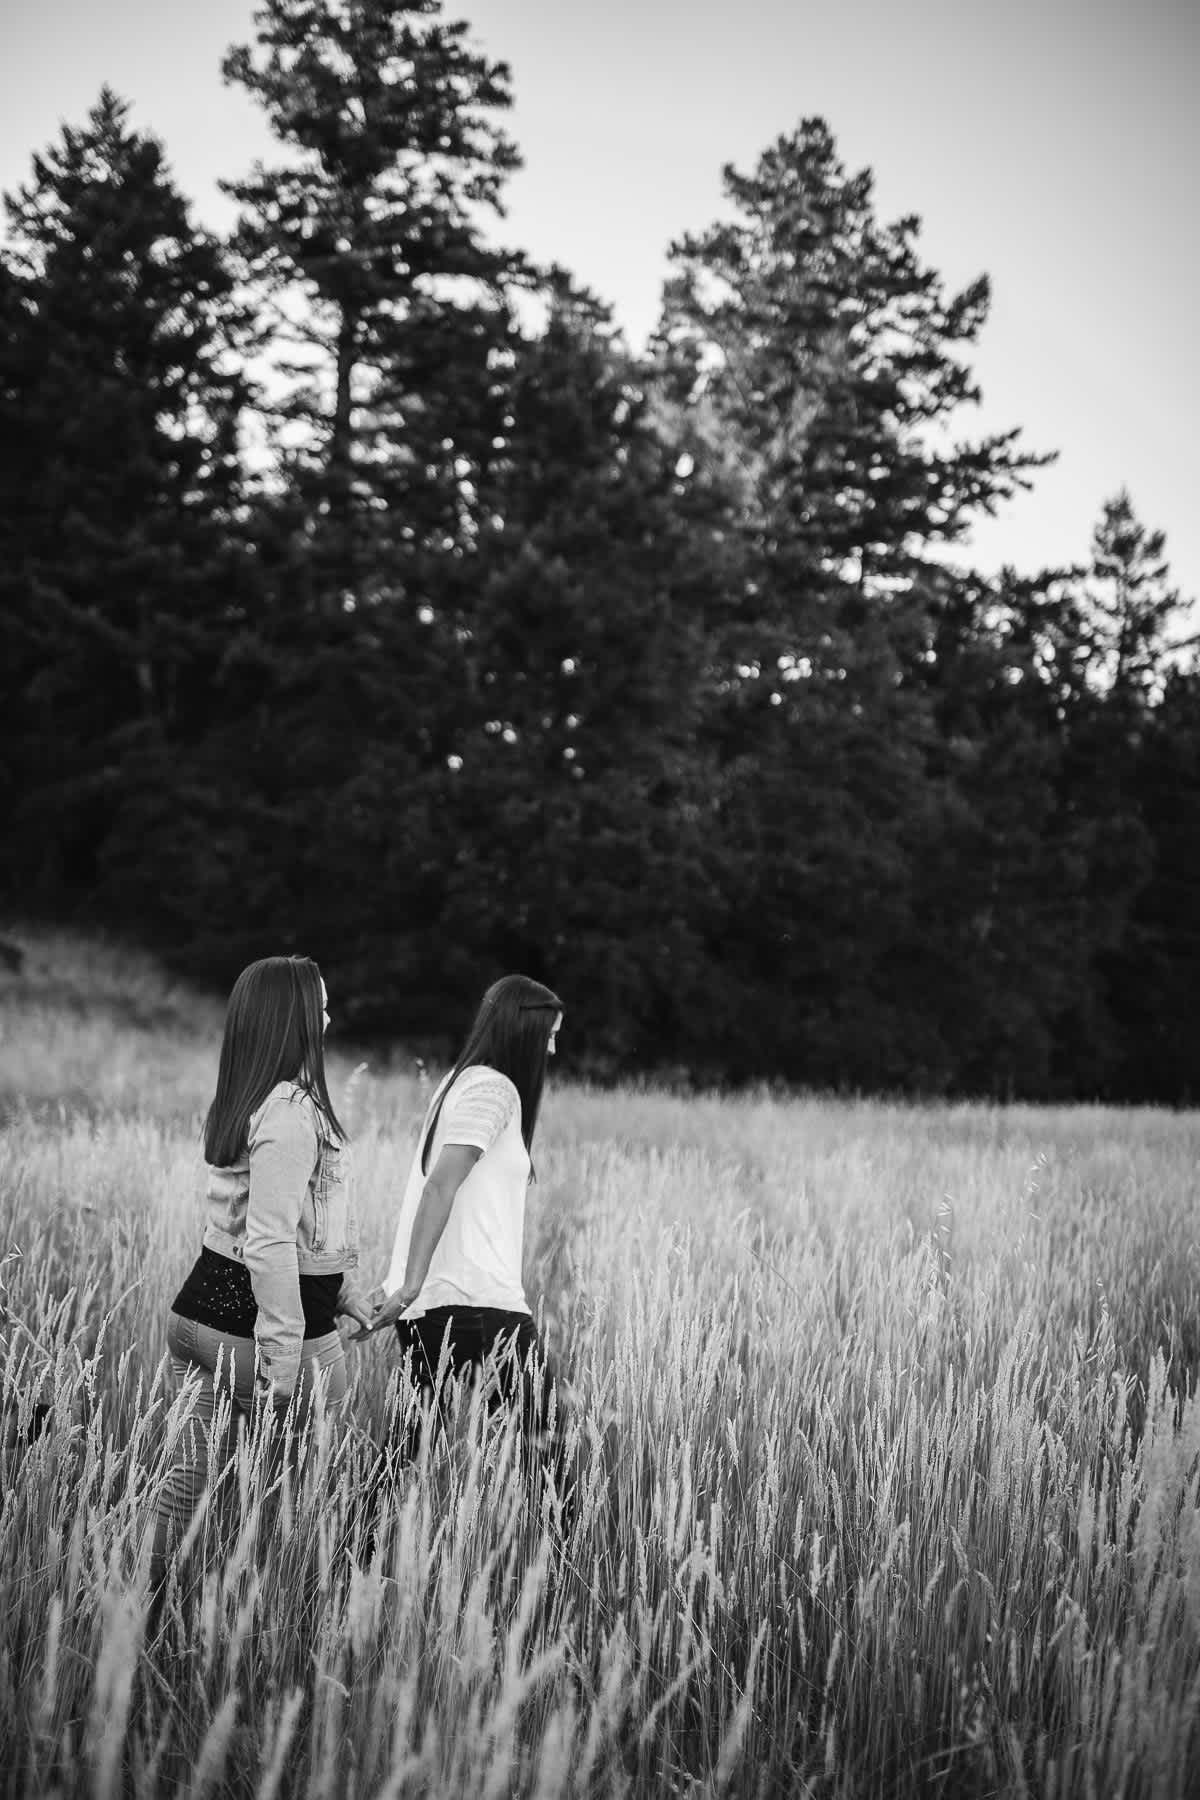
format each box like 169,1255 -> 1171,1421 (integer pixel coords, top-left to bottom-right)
249,1081 -> 321,1141
441,1065 -> 522,1142
451,1064 -> 520,1106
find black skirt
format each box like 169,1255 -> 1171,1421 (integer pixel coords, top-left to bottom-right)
171,1246 -> 343,1340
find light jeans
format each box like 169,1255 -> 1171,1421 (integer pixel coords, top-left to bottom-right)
149,1310 -> 347,1604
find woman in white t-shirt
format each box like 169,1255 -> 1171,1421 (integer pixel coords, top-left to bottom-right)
364,974 -> 565,1475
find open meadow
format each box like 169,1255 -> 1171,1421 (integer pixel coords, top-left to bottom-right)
1,934 -> 1199,1799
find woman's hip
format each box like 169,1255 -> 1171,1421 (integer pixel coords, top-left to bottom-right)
399,1306 -> 542,1371
167,1310 -> 256,1403
167,1312 -> 348,1407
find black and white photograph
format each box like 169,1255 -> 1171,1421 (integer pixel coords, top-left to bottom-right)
1,0 -> 1198,1794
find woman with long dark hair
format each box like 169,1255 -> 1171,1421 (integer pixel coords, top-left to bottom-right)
150,956 -> 371,1602
364,975 -> 566,1475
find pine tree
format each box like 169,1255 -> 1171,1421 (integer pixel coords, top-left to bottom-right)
99,0 -> 531,981
0,88 -> 248,899
654,119 -> 1048,654
442,279 -> 723,1064
305,280 -> 726,1063
644,119 -> 1052,1085
1113,667 -> 1200,1099
1070,496 -> 1195,1095
1084,489 -> 1183,704
936,498 -> 1191,1098
894,565 -> 1112,1093
221,0 -> 523,610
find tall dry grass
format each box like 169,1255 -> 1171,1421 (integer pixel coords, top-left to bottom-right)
1,931 -> 1199,1797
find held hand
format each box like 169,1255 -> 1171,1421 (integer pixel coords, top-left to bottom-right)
348,1282 -> 418,1341
342,1281 -> 389,1341
338,1293 -> 376,1337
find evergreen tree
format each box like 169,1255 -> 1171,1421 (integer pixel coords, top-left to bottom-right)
646,119 -> 1051,1086
1068,497 -> 1194,1095
1084,490 -> 1183,704
0,88 -> 248,899
303,280 -> 726,1062
97,0 -> 530,982
221,0 -> 523,609
928,499 -> 1188,1098
654,120 -> 1048,641
1113,667 -> 1200,1100
894,565 -> 1112,1093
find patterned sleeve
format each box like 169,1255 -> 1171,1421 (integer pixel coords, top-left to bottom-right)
440,1068 -> 521,1155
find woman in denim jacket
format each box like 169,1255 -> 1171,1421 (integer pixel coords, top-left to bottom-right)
149,955 -> 370,1606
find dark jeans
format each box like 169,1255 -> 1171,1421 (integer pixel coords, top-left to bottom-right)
393,1306 -> 570,1502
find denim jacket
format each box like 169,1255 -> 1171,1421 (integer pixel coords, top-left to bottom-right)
202,1082 -> 361,1401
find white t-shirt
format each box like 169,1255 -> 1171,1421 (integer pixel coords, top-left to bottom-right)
384,1064 -> 532,1318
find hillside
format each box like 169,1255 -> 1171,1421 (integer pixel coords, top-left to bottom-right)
0,926 -> 223,1116
0,926 -> 428,1127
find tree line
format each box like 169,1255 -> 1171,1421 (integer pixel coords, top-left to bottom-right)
2,0 -> 1198,1100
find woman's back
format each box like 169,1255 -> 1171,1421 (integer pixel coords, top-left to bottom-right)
385,1063 -> 530,1316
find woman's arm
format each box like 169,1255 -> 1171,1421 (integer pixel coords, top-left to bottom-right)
244,1092 -> 317,1406
365,1143 -> 481,1332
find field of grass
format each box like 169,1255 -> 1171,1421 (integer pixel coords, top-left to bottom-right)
2,930 -> 1200,1798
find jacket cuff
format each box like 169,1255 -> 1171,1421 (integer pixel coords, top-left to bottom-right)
255,1338 -> 301,1406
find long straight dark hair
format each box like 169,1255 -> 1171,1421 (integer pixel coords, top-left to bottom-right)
203,956 -> 345,1168
420,974 -> 563,1175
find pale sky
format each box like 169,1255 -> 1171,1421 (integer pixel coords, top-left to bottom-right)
2,0 -> 1197,603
